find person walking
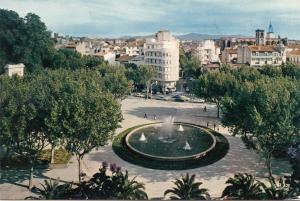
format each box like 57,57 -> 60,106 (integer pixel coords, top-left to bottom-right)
144,113 -> 147,118
154,114 -> 157,120
204,106 -> 207,112
207,122 -> 209,127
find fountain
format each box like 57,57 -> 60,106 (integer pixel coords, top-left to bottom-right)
139,133 -> 147,142
177,124 -> 184,132
125,122 -> 217,161
183,141 -> 192,150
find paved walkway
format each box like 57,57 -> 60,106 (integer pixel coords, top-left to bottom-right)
0,97 -> 291,199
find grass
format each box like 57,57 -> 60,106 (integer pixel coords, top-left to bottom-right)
0,148 -> 72,169
112,122 -> 229,170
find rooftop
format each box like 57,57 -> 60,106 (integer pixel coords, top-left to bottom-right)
248,45 -> 276,52
287,50 -> 300,56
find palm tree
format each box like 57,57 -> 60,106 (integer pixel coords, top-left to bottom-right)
221,173 -> 263,200
26,178 -> 72,200
114,171 -> 148,200
164,173 -> 209,200
260,177 -> 295,200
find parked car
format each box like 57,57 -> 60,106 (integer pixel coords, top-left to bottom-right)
172,95 -> 190,102
190,97 -> 205,103
157,95 -> 170,101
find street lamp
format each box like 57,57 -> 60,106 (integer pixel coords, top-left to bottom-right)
150,81 -> 158,99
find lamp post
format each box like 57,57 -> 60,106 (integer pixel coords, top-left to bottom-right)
150,81 -> 158,99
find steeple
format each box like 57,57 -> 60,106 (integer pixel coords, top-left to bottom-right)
268,21 -> 274,33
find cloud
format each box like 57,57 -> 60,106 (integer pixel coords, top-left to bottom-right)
1,0 -> 300,39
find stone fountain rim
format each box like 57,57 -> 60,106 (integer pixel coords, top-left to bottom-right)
125,122 -> 217,161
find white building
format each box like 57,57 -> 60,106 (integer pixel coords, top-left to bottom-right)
287,50 -> 300,64
144,30 -> 179,89
94,51 -> 116,64
194,40 -> 220,64
125,45 -> 139,56
237,45 -> 286,67
4,63 -> 25,77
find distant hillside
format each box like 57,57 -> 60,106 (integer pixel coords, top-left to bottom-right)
115,33 -> 248,41
176,33 -> 247,41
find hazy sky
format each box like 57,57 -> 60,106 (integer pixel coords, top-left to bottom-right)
1,0 -> 300,39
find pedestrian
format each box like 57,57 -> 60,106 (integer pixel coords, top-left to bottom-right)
213,123 -> 216,130
204,106 -> 207,112
207,122 -> 209,127
154,114 -> 157,120
144,113 -> 147,118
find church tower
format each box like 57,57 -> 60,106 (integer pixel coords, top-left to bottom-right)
255,29 -> 265,45
266,21 -> 275,39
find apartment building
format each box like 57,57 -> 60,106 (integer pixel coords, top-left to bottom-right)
237,45 -> 286,67
144,30 -> 179,89
194,40 -> 220,65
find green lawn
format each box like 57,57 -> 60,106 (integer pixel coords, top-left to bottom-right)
0,148 -> 72,169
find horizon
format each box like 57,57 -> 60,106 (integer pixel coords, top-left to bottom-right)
1,0 -> 300,40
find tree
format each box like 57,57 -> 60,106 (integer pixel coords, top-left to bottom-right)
138,65 -> 155,99
49,69 -> 123,183
193,71 -> 236,118
0,74 -> 48,189
97,64 -> 133,100
221,173 -> 263,200
164,173 -> 209,200
0,9 -> 55,73
221,77 -> 300,178
180,51 -> 202,78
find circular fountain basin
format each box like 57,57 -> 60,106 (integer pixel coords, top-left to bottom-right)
125,123 -> 216,161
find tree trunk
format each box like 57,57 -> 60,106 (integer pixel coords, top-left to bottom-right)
50,144 -> 55,164
28,160 -> 34,189
77,156 -> 82,184
266,152 -> 273,180
217,101 -> 220,118
146,85 -> 149,99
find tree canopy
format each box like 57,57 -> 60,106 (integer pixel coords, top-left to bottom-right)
0,9 -> 54,73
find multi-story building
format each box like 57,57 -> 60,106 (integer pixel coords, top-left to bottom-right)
237,45 -> 286,67
144,30 -> 179,89
194,40 -> 220,65
124,45 -> 139,56
221,48 -> 238,63
237,27 -> 286,67
287,50 -> 300,64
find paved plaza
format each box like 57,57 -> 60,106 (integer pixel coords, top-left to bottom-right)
0,97 -> 291,199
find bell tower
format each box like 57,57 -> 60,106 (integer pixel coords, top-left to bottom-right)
255,29 -> 265,45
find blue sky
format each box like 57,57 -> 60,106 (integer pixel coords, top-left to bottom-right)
1,0 -> 300,39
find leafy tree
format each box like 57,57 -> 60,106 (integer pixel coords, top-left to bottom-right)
164,173 -> 209,200
0,9 -> 55,73
259,65 -> 283,77
0,75 -> 48,189
222,77 -> 300,178
193,71 -> 236,118
97,64 -> 133,99
180,51 -> 202,78
221,173 -> 263,200
282,63 -> 300,80
138,65 -> 155,99
48,70 -> 123,183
